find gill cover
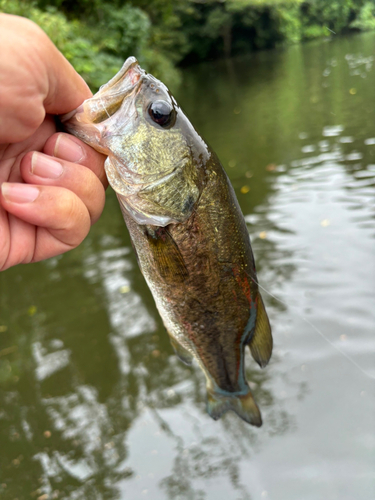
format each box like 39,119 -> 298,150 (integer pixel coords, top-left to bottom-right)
64,57 -> 207,227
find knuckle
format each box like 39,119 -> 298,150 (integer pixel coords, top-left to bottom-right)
80,150 -> 107,186
80,171 -> 106,223
22,103 -> 46,133
62,192 -> 90,243
62,193 -> 83,229
0,228 -> 10,272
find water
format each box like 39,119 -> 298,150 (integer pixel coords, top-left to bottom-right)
1,33 -> 375,500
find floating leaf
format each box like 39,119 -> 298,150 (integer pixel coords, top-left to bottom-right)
0,346 -> 17,357
28,306 -> 37,316
266,164 -> 276,172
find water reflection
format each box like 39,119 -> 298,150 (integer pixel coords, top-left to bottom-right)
0,213 -> 297,499
1,32 -> 375,500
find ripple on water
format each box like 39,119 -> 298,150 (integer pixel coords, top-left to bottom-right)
322,125 -> 344,137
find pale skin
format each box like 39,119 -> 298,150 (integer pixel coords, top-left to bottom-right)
0,14 -> 107,271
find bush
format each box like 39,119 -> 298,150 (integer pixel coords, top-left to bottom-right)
351,2 -> 375,31
0,0 -> 181,90
1,0 -> 374,91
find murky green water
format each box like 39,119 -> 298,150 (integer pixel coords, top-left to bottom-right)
1,33 -> 375,500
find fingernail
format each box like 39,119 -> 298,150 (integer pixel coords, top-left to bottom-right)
54,134 -> 83,163
1,183 -> 39,203
31,152 -> 63,179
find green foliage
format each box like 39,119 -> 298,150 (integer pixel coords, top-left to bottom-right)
271,3 -> 303,44
0,0 -> 122,90
351,2 -> 375,31
302,24 -> 328,40
301,0 -> 356,35
204,7 -> 232,39
96,4 -> 150,59
0,0 -> 181,90
1,0 -> 374,91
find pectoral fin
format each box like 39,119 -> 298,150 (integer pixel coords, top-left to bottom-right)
248,292 -> 273,368
169,335 -> 193,366
146,227 -> 188,284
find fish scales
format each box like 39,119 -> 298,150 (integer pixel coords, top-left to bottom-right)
125,156 -> 255,390
63,57 -> 273,426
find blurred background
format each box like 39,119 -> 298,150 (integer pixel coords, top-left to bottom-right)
0,1 -> 375,500
1,0 -> 375,90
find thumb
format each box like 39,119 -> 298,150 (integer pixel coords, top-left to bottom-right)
42,36 -> 92,115
0,15 -> 91,143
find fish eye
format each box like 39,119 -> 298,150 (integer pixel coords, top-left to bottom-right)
148,100 -> 175,128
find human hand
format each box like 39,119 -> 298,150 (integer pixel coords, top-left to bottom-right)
0,14 -> 107,271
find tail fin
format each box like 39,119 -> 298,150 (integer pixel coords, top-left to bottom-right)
248,292 -> 273,368
206,388 -> 262,427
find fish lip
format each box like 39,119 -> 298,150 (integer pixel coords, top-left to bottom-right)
59,107 -> 83,124
60,57 -> 144,126
98,56 -> 140,93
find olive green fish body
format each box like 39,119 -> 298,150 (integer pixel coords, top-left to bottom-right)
64,57 -> 272,426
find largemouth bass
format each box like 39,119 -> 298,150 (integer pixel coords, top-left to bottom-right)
63,57 -> 272,426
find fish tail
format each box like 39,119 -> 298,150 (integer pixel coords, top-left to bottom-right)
206,388 -> 262,427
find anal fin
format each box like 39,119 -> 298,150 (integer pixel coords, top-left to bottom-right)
248,292 -> 273,368
169,335 -> 193,366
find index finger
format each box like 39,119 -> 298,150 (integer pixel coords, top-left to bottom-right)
43,133 -> 108,189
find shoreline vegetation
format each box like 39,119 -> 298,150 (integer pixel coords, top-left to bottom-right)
1,0 -> 375,90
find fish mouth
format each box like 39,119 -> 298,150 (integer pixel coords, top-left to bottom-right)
61,57 -> 144,151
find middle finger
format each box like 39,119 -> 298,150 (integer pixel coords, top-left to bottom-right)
20,151 -> 106,224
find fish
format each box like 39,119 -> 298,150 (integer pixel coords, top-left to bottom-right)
63,57 -> 272,427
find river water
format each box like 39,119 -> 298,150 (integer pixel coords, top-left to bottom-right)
1,33 -> 374,500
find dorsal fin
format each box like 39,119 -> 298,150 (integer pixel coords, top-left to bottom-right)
248,292 -> 273,368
